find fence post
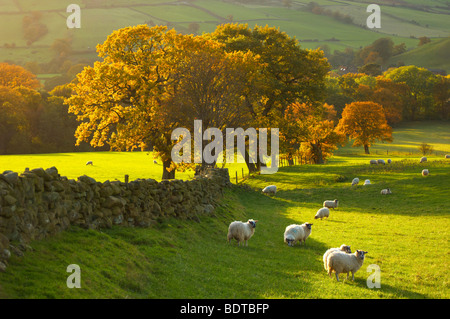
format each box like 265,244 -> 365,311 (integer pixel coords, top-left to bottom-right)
236,171 -> 238,184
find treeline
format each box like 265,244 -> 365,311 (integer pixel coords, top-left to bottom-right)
325,66 -> 450,123
0,63 -> 101,155
322,37 -> 408,72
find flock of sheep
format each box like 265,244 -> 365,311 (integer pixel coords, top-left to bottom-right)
226,154 -> 449,282
227,185 -> 365,282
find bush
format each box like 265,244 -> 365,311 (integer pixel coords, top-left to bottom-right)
418,142 -> 434,155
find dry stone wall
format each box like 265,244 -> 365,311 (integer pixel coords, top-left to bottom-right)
0,166 -> 231,271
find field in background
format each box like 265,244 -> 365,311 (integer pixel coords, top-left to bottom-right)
1,121 -> 448,182
1,0 -> 449,70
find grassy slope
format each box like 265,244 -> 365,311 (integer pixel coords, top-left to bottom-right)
388,37 -> 450,72
0,122 -> 449,299
2,0 -> 449,66
0,158 -> 448,299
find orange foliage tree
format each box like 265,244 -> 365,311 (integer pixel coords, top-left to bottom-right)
0,63 -> 40,89
336,101 -> 393,154
280,102 -> 344,164
66,25 -> 259,179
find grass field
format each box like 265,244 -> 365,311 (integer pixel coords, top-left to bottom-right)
2,0 -> 449,69
0,122 -> 449,299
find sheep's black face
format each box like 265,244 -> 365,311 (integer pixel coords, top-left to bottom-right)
286,239 -> 294,246
249,221 -> 256,228
306,223 -> 313,230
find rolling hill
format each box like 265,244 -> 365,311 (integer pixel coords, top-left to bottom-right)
0,0 -> 448,71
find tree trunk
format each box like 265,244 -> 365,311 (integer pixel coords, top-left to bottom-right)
162,159 -> 176,180
364,144 -> 370,154
244,148 -> 259,173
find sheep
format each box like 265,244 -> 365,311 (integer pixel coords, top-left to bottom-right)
283,223 -> 313,247
227,219 -> 258,246
351,177 -> 359,186
445,154 -> 450,159
387,159 -> 392,164
369,159 -> 377,165
326,250 -> 368,281
262,185 -> 277,195
323,244 -> 352,271
420,156 -> 427,163
86,161 -> 93,166
422,169 -> 429,176
323,199 -> 339,209
377,159 -> 386,165
153,160 -> 158,164
363,179 -> 371,186
380,188 -> 392,195
315,207 -> 330,220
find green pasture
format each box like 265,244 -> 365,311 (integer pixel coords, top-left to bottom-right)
2,0 -> 449,65
0,151 -> 250,183
0,155 -> 449,298
335,121 -> 450,157
0,121 -> 449,299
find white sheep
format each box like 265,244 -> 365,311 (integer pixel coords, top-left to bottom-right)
422,169 -> 429,176
86,161 -> 93,166
283,223 -> 313,247
445,154 -> 450,159
420,156 -> 427,163
363,179 -> 371,185
262,185 -> 277,195
323,199 -> 339,209
351,177 -> 359,186
315,207 -> 330,220
227,219 -> 258,246
326,250 -> 368,281
323,244 -> 352,271
377,159 -> 386,165
380,188 -> 392,195
369,159 -> 377,165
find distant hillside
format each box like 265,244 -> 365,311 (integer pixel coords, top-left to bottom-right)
389,37 -> 450,73
0,0 -> 448,70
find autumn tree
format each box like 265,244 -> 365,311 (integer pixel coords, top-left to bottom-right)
280,102 -> 344,164
66,25 -> 259,179
207,23 -> 330,171
336,101 -> 393,154
384,65 -> 438,120
0,63 -> 40,89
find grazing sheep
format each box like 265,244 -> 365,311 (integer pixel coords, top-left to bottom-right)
445,154 -> 450,159
377,159 -> 386,165
363,179 -> 371,185
380,188 -> 392,195
387,159 -> 392,164
323,244 -> 352,271
262,185 -> 277,195
327,250 -> 368,281
422,169 -> 429,176
86,161 -> 93,166
227,219 -> 258,246
153,160 -> 158,164
323,199 -> 339,209
315,207 -> 330,220
369,159 -> 378,165
420,156 -> 427,163
351,177 -> 359,186
283,223 -> 313,247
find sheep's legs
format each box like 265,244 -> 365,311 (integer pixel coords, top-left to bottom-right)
335,273 -> 340,282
